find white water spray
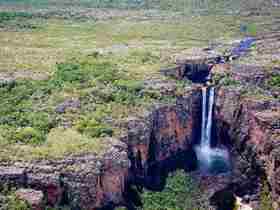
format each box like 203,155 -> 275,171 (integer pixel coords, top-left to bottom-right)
195,87 -> 230,174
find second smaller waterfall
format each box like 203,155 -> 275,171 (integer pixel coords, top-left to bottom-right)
195,87 -> 231,174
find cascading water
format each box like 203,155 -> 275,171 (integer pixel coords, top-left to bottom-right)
195,87 -> 231,174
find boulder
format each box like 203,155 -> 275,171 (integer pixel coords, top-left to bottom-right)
15,189 -> 44,210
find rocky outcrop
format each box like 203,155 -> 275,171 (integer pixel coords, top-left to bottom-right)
122,88 -> 201,191
214,86 -> 280,209
15,189 -> 44,210
0,138 -> 130,210
160,48 -> 222,83
0,88 -> 202,210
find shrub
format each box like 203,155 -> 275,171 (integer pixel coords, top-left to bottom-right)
114,79 -> 143,92
257,181 -> 274,210
140,170 -> 208,210
0,125 -> 16,145
14,127 -> 45,145
83,61 -> 121,84
51,59 -> 122,88
112,80 -> 144,105
51,62 -> 84,87
0,81 -> 55,145
25,112 -> 56,134
112,90 -> 140,105
0,192 -> 31,210
75,117 -> 113,138
267,75 -> 280,88
215,74 -> 241,86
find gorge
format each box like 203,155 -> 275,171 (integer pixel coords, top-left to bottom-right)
0,62 -> 279,210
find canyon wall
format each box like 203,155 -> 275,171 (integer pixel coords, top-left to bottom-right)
0,88 -> 202,210
214,86 -> 280,209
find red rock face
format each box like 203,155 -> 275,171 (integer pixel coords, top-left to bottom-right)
125,90 -> 201,178
0,89 -> 201,210
153,107 -> 192,160
94,165 -> 129,209
46,184 -> 63,206
214,86 -> 280,208
15,189 -> 44,210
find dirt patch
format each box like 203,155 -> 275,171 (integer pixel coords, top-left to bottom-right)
0,70 -> 49,81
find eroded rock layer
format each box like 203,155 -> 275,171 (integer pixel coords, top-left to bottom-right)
0,88 -> 202,210
214,86 -> 280,209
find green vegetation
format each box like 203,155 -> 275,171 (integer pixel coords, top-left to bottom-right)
0,186 -> 30,210
5,195 -> 30,210
0,11 -> 38,30
0,53 -> 175,160
0,11 -> 33,23
76,117 -> 113,138
0,80 -> 56,146
267,75 -> 280,88
0,12 -> 245,73
140,170 -> 208,210
257,181 -> 274,210
220,77 -> 241,86
213,73 -> 241,87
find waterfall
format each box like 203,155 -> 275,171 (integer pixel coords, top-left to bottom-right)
201,87 -> 207,146
195,87 -> 230,174
201,87 -> 215,147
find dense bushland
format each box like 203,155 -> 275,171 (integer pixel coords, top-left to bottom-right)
0,54 -> 173,160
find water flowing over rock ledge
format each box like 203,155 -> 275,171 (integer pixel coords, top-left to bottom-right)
0,62 -> 279,210
0,87 -> 203,210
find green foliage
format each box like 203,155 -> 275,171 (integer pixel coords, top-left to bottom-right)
213,73 -> 241,86
220,77 -> 241,86
14,127 -> 45,145
114,80 -> 143,92
0,11 -> 33,23
51,62 -> 84,87
75,104 -> 114,138
0,80 -> 56,145
5,128 -> 108,160
5,194 -> 30,210
0,188 -> 30,210
53,57 -> 147,105
51,59 -> 122,88
0,54 -> 160,159
76,117 -> 113,138
257,181 -> 274,210
140,170 -> 207,210
0,11 -> 38,30
267,75 -> 280,88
